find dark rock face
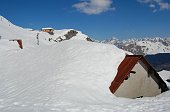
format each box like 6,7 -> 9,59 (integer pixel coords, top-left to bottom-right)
86,37 -> 94,42
167,79 -> 170,83
145,53 -> 170,72
64,30 -> 78,40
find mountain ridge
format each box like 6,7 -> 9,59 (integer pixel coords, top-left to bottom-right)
102,37 -> 170,55
0,16 -> 93,50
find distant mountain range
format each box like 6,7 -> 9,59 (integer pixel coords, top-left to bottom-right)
102,38 -> 170,71
102,38 -> 170,55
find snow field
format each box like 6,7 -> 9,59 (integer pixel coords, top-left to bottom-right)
1,15 -> 170,112
0,40 -> 170,112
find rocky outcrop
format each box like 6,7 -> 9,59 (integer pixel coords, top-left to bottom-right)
64,30 -> 78,40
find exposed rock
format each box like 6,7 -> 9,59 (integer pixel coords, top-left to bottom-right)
64,30 -> 78,40
86,37 -> 94,42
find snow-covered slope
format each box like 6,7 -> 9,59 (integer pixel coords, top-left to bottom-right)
0,40 -> 127,111
1,16 -> 170,112
0,39 -> 170,112
0,39 -> 20,51
0,16 -> 91,50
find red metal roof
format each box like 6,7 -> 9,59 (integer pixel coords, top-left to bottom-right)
109,55 -> 168,94
9,39 -> 23,49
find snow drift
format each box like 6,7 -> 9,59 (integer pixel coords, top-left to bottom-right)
0,40 -> 127,111
0,40 -> 170,112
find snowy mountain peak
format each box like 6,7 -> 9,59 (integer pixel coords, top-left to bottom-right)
103,37 -> 170,55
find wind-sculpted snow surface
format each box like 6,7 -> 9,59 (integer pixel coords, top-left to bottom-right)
0,40 -> 170,112
0,40 -> 123,111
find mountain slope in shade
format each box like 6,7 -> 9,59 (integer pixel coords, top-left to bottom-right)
145,53 -> 170,72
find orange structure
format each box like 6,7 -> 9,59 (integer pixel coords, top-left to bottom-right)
41,28 -> 54,34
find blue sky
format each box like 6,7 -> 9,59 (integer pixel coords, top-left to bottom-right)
0,0 -> 170,40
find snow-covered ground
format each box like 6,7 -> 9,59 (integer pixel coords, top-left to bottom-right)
0,16 -> 170,112
0,40 -> 170,112
0,16 -> 88,49
0,40 -> 125,112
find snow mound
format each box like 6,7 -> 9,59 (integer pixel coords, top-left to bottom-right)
0,40 -> 126,111
0,39 -> 20,51
1,40 -> 170,112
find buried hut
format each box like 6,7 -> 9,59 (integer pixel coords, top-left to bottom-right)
109,55 -> 168,99
9,39 -> 23,49
41,28 -> 54,35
